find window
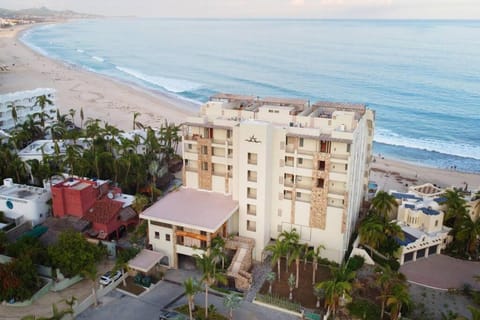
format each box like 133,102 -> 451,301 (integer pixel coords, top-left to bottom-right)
278,209 -> 282,217
227,129 -> 232,138
248,152 -> 257,165
185,159 -> 189,166
299,138 -> 304,147
346,144 -> 351,153
435,220 -> 439,227
188,144 -> 192,150
202,162 -> 209,171
318,160 -> 326,171
277,225 -> 282,232
298,158 -> 303,165
202,145 -> 208,155
317,178 -> 324,188
154,231 -> 160,239
247,220 -> 256,232
165,234 -> 171,242
247,204 -> 256,216
345,164 -> 348,171
296,192 -> 302,198
228,149 -> 233,157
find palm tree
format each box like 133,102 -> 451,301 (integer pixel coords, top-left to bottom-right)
456,212 -> 480,256
80,107 -> 84,129
132,112 -> 141,130
376,265 -> 406,319
313,286 -> 325,308
7,103 -> 21,128
386,283 -> 411,320
148,161 -> 160,202
279,228 -> 300,270
468,306 -> 480,320
443,189 -> 468,227
317,277 -> 352,317
210,236 -> 226,271
266,271 -> 276,295
288,244 -> 302,288
34,95 -> 53,132
81,264 -> 98,307
223,292 -> 242,320
68,108 -> 76,127
194,253 -> 227,319
359,214 -> 387,256
371,191 -> 398,219
287,273 -> 295,300
311,245 -> 325,284
266,240 -> 287,280
183,277 -> 201,320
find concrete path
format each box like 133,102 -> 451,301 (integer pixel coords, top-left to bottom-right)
400,254 -> 480,290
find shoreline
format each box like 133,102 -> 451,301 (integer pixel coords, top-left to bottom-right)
1,22 -> 479,192
1,22 -> 196,130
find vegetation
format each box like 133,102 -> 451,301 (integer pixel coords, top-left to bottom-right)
48,230 -> 105,278
176,304 -> 228,320
183,277 -> 201,320
0,255 -> 41,302
223,292 -> 242,320
347,299 -> 381,320
255,293 -> 301,312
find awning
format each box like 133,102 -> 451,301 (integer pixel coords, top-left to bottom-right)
128,249 -> 167,273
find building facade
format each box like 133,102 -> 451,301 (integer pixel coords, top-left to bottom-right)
0,88 -> 56,130
180,94 -> 375,262
390,184 -> 451,264
0,178 -> 51,227
51,177 -> 137,240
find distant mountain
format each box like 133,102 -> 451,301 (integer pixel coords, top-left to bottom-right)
0,6 -> 100,19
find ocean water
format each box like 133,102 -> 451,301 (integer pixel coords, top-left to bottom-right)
21,19 -> 480,173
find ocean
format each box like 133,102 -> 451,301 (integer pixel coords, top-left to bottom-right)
20,19 -> 480,173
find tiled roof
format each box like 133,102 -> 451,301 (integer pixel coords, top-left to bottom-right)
84,199 -> 122,224
420,207 -> 441,216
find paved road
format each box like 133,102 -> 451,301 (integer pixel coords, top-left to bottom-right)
77,278 -> 299,320
400,254 -> 480,290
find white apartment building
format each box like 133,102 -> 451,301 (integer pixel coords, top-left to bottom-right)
141,94 -> 374,265
0,178 -> 52,227
0,88 -> 56,130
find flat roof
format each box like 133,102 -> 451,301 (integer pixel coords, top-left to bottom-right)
128,249 -> 166,273
140,188 -> 238,233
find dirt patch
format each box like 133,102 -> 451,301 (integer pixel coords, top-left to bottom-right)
117,276 -> 146,296
258,258 -> 331,309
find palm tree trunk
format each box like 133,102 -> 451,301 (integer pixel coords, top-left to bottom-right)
295,259 -> 300,288
188,297 -> 194,320
205,285 -> 209,319
277,260 -> 281,280
92,284 -> 98,306
312,262 -> 317,284
380,299 -> 385,319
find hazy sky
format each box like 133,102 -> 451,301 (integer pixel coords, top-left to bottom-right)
2,0 -> 479,19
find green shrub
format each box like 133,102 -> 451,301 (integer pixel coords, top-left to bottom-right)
347,255 -> 365,272
347,299 -> 381,320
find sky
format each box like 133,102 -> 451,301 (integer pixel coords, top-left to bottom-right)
1,0 -> 479,19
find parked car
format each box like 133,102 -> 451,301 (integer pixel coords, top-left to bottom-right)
99,270 -> 122,286
158,309 -> 188,320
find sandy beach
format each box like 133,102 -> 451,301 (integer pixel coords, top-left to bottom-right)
1,22 -> 479,193
0,23 -> 196,130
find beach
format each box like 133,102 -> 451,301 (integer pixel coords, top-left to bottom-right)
0,24 -> 196,130
1,23 -> 479,193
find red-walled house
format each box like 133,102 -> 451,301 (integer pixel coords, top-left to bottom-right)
51,177 -> 138,239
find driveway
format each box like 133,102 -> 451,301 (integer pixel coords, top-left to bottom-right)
77,277 -> 299,320
400,254 -> 480,290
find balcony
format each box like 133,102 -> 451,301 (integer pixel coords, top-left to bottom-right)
285,145 -> 295,153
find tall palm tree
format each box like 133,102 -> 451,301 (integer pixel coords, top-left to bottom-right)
386,282 -> 411,320
7,103 -> 21,128
316,264 -> 355,316
148,161 -> 160,202
456,212 -> 480,256
311,244 -> 325,284
288,244 -> 302,288
287,273 -> 295,300
279,228 -> 300,270
371,191 -> 398,219
68,108 -> 76,127
210,236 -> 226,271
34,95 -> 53,132
443,189 -> 468,227
359,214 -> 387,256
132,112 -> 141,130
183,277 -> 201,320
313,286 -> 325,308
468,306 -> 480,320
376,265 -> 406,319
266,240 -> 287,280
223,292 -> 242,320
194,253 -> 227,319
